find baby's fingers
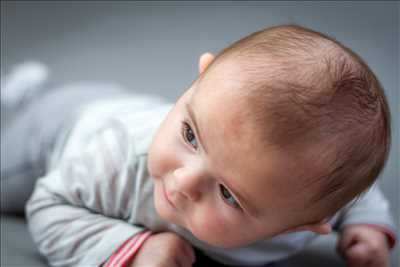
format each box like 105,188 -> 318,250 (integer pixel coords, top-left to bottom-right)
174,256 -> 191,267
180,242 -> 195,266
174,250 -> 194,267
337,231 -> 358,257
346,243 -> 370,267
184,244 -> 196,264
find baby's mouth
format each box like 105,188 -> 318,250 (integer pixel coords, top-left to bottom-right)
163,181 -> 177,209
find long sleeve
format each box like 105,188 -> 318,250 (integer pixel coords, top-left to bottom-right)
334,182 -> 397,249
26,118 -> 151,267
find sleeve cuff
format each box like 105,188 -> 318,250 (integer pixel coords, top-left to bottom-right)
345,223 -> 397,250
103,230 -> 152,267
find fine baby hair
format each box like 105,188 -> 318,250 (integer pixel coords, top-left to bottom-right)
199,24 -> 391,222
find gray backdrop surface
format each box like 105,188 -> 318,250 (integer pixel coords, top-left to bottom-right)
1,1 -> 399,266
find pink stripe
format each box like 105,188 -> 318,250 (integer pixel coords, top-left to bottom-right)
347,223 -> 397,249
104,234 -> 141,267
114,231 -> 152,267
104,235 -> 139,267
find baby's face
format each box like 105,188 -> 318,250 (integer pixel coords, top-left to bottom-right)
148,75 -> 320,247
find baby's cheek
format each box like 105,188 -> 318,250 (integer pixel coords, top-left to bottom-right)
189,206 -> 239,246
148,136 -> 176,177
201,210 -> 227,232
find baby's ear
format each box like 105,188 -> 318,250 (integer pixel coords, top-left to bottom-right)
298,221 -> 332,235
198,52 -> 215,75
282,218 -> 332,235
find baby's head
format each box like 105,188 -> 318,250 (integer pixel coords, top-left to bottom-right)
147,24 -> 391,247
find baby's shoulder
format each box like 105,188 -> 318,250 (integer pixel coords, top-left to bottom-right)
64,95 -> 172,157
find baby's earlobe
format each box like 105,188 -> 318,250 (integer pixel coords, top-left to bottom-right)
310,223 -> 332,235
280,221 -> 332,235
198,53 -> 215,75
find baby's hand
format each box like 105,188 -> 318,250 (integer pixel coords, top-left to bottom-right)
336,225 -> 390,267
129,232 -> 195,267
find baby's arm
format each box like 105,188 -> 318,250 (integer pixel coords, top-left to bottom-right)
334,183 -> 397,266
26,122 -> 153,267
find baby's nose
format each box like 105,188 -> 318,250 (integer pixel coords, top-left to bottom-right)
173,168 -> 202,202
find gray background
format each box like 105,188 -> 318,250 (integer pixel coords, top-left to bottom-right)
1,1 -> 399,266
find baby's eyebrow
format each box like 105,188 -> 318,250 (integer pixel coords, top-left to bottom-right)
186,103 -> 209,154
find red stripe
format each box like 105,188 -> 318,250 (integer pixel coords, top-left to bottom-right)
104,234 -> 141,267
114,231 -> 152,267
104,231 -> 152,267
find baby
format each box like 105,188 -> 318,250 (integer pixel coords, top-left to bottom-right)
1,24 -> 396,267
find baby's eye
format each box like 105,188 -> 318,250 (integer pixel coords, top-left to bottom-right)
219,184 -> 240,209
181,122 -> 198,149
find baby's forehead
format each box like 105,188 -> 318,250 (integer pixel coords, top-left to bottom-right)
192,86 -> 256,143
